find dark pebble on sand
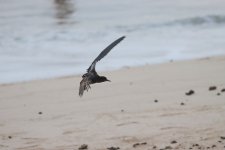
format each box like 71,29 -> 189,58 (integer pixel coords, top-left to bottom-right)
186,90 -> 195,96
107,147 -> 120,150
207,147 -> 210,149
153,146 -> 157,149
217,93 -> 221,96
8,136 -> 12,139
164,146 -> 172,149
171,140 -> 177,144
38,112 -> 42,115
193,144 -> 199,147
209,86 -> 217,91
218,140 -> 222,143
221,88 -> 225,92
211,145 -> 216,148
180,102 -> 185,106
78,144 -> 88,150
133,142 -> 147,148
221,136 -> 225,140
133,143 -> 139,147
154,99 -> 158,103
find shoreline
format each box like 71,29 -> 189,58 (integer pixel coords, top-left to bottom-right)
0,55 -> 223,86
1,55 -> 225,150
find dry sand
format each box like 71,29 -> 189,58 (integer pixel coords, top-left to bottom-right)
1,56 -> 225,150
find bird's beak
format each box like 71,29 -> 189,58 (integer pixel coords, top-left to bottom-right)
107,79 -> 111,82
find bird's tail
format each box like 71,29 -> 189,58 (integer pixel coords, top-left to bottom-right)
79,78 -> 91,97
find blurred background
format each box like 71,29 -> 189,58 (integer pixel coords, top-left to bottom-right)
0,0 -> 225,84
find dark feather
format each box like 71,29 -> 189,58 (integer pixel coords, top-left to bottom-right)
87,36 -> 125,72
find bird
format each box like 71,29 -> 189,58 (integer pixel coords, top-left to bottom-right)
79,36 -> 125,97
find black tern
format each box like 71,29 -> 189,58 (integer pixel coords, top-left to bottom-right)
79,36 -> 125,97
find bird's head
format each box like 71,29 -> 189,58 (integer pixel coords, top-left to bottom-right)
99,76 -> 111,82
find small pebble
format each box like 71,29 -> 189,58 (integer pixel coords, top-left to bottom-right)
221,136 -> 225,140
8,136 -> 12,139
186,90 -> 195,96
78,144 -> 88,150
38,112 -> 42,115
107,147 -> 120,150
171,140 -> 177,144
193,144 -> 199,147
154,99 -> 158,103
221,88 -> 225,92
133,142 -> 147,148
217,93 -> 221,96
165,146 -> 172,149
180,102 -> 185,106
211,145 -> 216,148
133,143 -> 140,148
209,86 -> 217,91
153,146 -> 157,149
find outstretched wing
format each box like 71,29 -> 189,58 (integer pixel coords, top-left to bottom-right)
87,36 -> 126,73
79,77 -> 91,97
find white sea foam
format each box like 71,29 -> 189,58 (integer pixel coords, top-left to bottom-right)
1,0 -> 225,84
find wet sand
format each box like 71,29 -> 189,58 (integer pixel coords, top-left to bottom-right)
0,56 -> 225,150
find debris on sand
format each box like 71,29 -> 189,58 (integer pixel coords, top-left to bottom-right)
78,144 -> 88,150
211,144 -> 216,148
180,102 -> 185,106
153,146 -> 157,149
185,90 -> 195,96
209,86 -> 217,91
154,99 -> 158,103
164,146 -> 173,149
192,144 -> 199,147
133,142 -> 147,148
171,140 -> 177,144
107,147 -> 120,150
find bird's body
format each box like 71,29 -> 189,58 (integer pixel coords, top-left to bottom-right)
79,36 -> 125,97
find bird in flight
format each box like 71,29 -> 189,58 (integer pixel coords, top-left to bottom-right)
79,36 -> 125,97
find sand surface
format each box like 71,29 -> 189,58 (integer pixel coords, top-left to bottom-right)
1,56 -> 225,150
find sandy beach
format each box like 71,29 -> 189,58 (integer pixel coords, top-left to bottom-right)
1,56 -> 225,150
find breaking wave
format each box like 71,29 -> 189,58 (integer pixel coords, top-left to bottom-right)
167,15 -> 225,26
116,15 -> 225,32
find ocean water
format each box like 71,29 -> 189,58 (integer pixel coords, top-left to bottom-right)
1,0 -> 225,84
